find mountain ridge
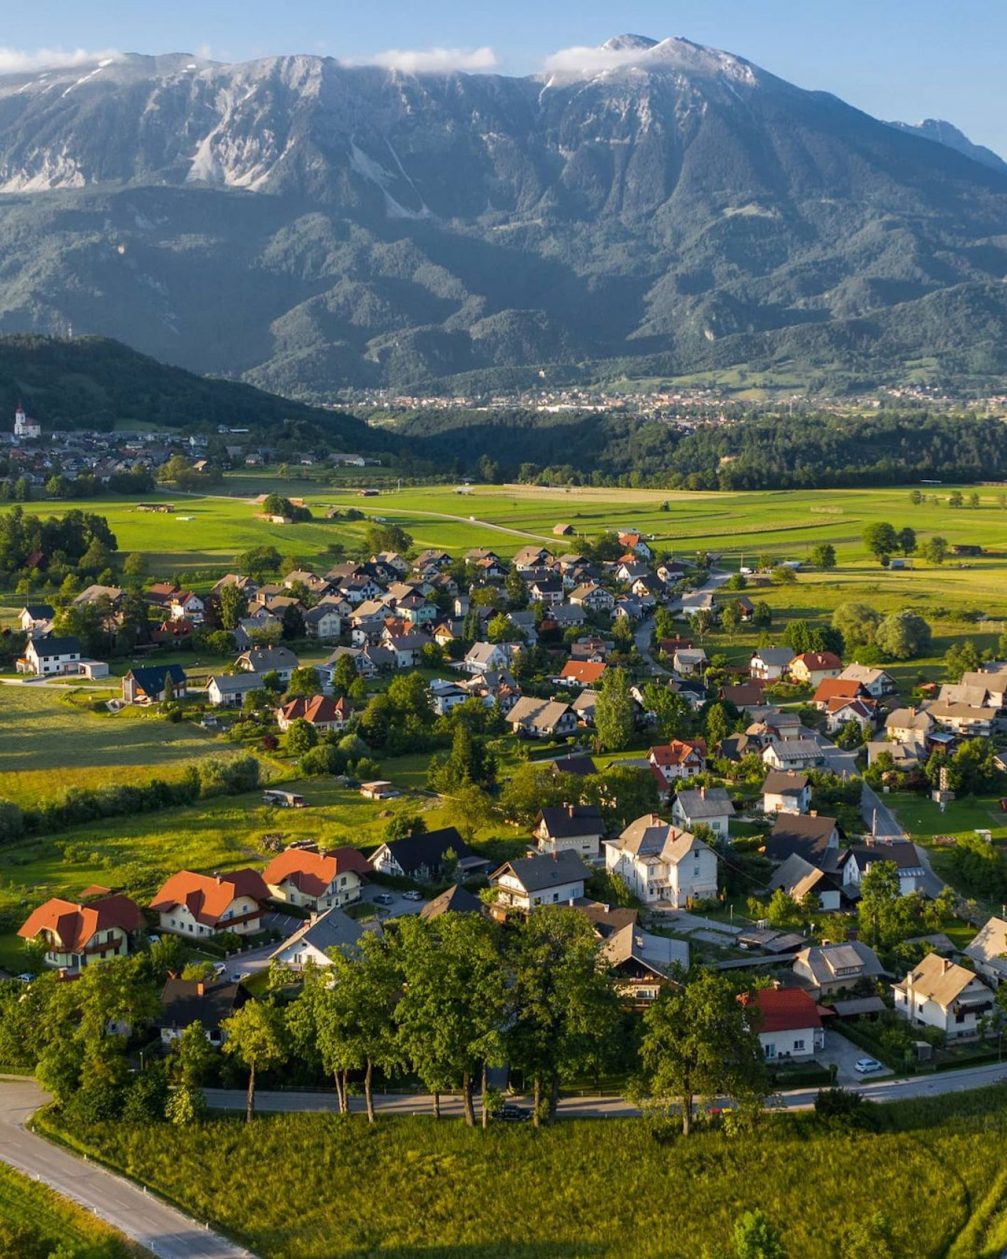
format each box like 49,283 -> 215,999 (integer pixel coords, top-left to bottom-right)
0,37 -> 1003,393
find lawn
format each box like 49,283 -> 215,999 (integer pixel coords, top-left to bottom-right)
885,791 -> 1007,842
0,1160 -> 136,1257
0,685 -> 224,805
42,1087 -> 1007,1259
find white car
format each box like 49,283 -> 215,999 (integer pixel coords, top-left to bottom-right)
402,890 -> 423,902
853,1056 -> 883,1075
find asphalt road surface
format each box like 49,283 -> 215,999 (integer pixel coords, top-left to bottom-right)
0,1079 -> 253,1259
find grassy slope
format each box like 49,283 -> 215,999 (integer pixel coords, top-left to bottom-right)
0,1160 -> 135,1257
46,1088 -> 1007,1259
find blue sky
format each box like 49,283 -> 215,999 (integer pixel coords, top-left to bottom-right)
6,1 -> 1005,153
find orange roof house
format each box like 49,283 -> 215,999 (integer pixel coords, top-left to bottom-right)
19,894 -> 142,969
559,660 -> 607,686
263,846 -> 371,910
150,870 -> 269,937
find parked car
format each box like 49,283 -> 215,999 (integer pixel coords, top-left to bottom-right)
854,1056 -> 883,1075
373,893 -> 394,906
495,1104 -> 530,1122
402,890 -> 424,902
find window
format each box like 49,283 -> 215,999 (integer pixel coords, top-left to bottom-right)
794,1039 -> 805,1051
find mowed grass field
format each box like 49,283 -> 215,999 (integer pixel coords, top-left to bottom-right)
0,687 -> 223,805
11,479 -> 1007,620
0,1162 -> 136,1257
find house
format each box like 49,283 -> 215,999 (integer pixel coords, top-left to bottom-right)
926,701 -> 993,738
490,851 -> 590,912
368,827 -> 488,883
750,648 -> 795,682
429,679 -> 470,716
169,591 -> 205,624
764,814 -> 840,869
534,804 -> 606,859
673,648 -> 707,676
892,953 -> 995,1040
558,660 -> 606,688
762,771 -> 812,816
838,664 -> 896,698
529,576 -> 563,606
721,682 -> 766,710
264,845 -> 370,912
601,920 -> 688,1004
824,697 -> 877,735
671,787 -> 734,839
649,740 -> 706,783
303,605 -> 342,641
512,545 -> 553,571
766,853 -> 844,912
18,894 -> 142,971
206,672 -> 267,707
866,740 -> 926,769
464,642 -> 517,675
552,603 -> 587,629
618,531 -> 653,559
812,678 -> 868,710
17,634 -> 81,676
506,697 -> 578,740
962,669 -> 1007,708
839,842 -> 928,898
73,584 -> 123,609
886,707 -> 935,744
762,739 -> 826,771
234,645 -> 299,683
789,651 -> 843,687
569,582 -> 615,613
552,522 -> 575,537
268,907 -> 368,971
754,988 -> 825,1062
551,753 -> 597,778
604,815 -> 718,908
276,694 -> 353,733
18,603 -> 53,633
571,688 -> 599,727
122,664 -> 188,704
965,917 -> 1007,987
419,884 -> 485,921
158,977 -> 248,1045
792,940 -> 886,996
150,870 -> 270,938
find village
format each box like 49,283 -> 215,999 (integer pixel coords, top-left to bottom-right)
9,511 -> 1007,1102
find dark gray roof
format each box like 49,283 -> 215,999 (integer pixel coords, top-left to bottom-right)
537,804 -> 605,839
419,885 -> 484,920
31,634 -> 80,656
765,814 -> 839,868
159,978 -> 247,1033
372,827 -> 477,875
494,850 -> 590,893
270,907 -> 364,959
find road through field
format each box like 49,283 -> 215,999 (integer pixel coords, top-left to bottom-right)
0,1079 -> 253,1259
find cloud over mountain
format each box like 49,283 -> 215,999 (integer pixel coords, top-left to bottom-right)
0,46 -> 120,75
369,46 -> 497,74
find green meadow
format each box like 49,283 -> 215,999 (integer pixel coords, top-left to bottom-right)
0,1161 -> 135,1257
46,1087 -> 1007,1259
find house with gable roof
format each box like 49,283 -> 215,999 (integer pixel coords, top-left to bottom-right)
18,893 -> 143,971
604,815 -> 718,907
263,845 -> 371,912
150,870 -> 270,938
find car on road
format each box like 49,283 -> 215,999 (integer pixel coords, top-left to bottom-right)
230,971 -> 250,984
372,893 -> 394,906
402,890 -> 424,902
854,1056 -> 883,1075
495,1103 -> 530,1122
15,972 -> 34,984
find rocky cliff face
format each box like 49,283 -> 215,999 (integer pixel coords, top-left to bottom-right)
0,38 -> 1003,392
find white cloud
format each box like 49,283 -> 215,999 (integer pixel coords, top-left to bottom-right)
540,44 -> 658,78
369,46 -> 497,74
0,47 -> 121,75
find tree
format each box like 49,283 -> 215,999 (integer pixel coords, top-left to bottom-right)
331,653 -> 359,695
909,489 -> 923,506
443,781 -> 494,844
896,527 -> 917,556
923,536 -> 948,565
705,702 -> 731,752
221,1000 -> 287,1122
487,612 -> 516,644
857,861 -> 906,948
122,552 -> 148,581
365,522 -> 413,556
286,717 -> 318,757
286,665 -> 321,699
281,603 -> 305,641
862,522 -> 899,564
321,933 -> 402,1122
875,611 -> 932,661
639,970 -> 767,1136
383,811 -> 427,843
832,601 -> 880,649
396,915 -> 508,1125
809,543 -> 837,570
948,490 -> 964,508
641,682 -> 688,743
734,1210 -> 788,1259
720,603 -> 741,637
944,639 -> 980,681
751,602 -> 772,629
594,667 -> 635,752
507,910 -> 621,1126
219,583 -> 248,629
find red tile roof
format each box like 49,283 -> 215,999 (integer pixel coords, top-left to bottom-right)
150,870 -> 269,928
559,660 -> 607,685
19,894 -> 142,953
649,739 -> 706,767
278,695 -> 351,726
794,651 -> 843,672
263,847 -> 370,899
754,988 -> 824,1034
813,678 -> 866,704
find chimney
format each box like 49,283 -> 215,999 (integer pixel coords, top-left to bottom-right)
942,958 -> 952,974
809,810 -> 818,818
195,981 -> 205,996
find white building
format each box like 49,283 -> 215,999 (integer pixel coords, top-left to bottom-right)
490,850 -> 589,912
892,953 -> 995,1040
604,815 -> 718,908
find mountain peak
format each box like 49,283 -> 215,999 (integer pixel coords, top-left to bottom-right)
602,35 -> 659,52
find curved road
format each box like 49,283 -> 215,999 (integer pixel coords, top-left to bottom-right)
0,1079 -> 253,1259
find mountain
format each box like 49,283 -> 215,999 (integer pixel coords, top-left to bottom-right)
889,118 -> 1007,174
0,333 -> 378,443
0,40 -> 1003,394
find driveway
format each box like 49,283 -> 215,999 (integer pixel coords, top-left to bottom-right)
0,1079 -> 252,1259
359,885 -> 425,919
815,1029 -> 893,1085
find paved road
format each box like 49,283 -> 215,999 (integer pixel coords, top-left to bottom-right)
634,569 -> 732,674
0,1080 -> 253,1259
861,783 -> 909,840
205,1058 -> 1007,1119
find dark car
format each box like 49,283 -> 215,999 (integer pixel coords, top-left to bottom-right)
495,1103 -> 530,1122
